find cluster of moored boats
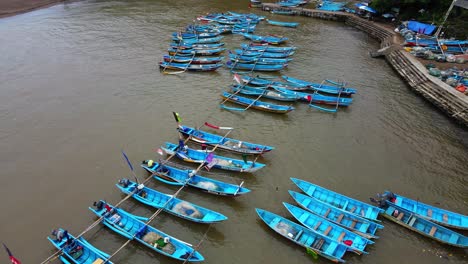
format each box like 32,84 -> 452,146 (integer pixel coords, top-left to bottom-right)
257,179 -> 467,262
46,119 -> 276,263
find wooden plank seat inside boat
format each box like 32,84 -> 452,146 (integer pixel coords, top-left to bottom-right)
443,214 -> 449,223
337,232 -> 346,242
313,221 -> 322,230
312,238 -> 325,250
407,216 -> 417,227
396,212 -> 404,220
92,259 -> 105,264
323,226 -> 332,236
324,208 -> 331,218
336,214 -> 344,224
350,220 -> 357,229
429,226 -> 437,236
349,206 -> 357,213
427,209 -> 433,217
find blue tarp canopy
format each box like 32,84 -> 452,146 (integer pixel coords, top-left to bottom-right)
407,21 -> 437,35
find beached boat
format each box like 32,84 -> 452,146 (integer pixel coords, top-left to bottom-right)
141,160 -> 251,196
228,53 -> 292,65
233,49 -> 293,58
377,202 -> 467,248
163,55 -> 224,64
240,43 -> 296,54
291,178 -> 382,221
282,75 -> 357,95
48,228 -> 114,264
272,87 -> 354,106
230,84 -> 300,102
89,200 -> 204,262
177,125 -> 274,154
241,33 -> 288,45
377,191 -> 468,230
221,91 -> 295,113
256,208 -> 348,263
226,61 -> 287,72
266,19 -> 299,28
167,47 -> 226,56
159,62 -> 223,72
284,203 -> 373,255
116,178 -> 227,224
290,190 -> 383,239
161,141 -> 265,172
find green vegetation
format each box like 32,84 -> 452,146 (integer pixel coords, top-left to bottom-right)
370,0 -> 468,39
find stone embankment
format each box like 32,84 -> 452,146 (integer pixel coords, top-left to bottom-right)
262,3 -> 468,127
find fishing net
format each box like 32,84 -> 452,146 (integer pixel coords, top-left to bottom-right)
172,201 -> 204,219
197,181 -> 221,191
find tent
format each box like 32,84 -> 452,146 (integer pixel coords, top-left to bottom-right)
407,21 -> 437,35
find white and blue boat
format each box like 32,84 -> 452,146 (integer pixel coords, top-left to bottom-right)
159,62 -> 223,72
272,88 -> 354,106
241,33 -> 288,45
290,190 -> 384,239
116,179 -> 227,224
230,84 -> 300,102
89,200 -> 204,262
226,61 -> 287,72
283,202 -> 374,255
240,43 -> 296,54
282,75 -> 357,95
161,142 -> 265,172
48,228 -> 113,264
291,178 -> 383,221
221,91 -> 295,113
141,160 -> 251,196
233,49 -> 293,58
256,208 -> 348,263
229,53 -> 292,65
172,36 -> 224,44
266,19 -> 299,28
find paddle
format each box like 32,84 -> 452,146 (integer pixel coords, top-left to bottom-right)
121,150 -> 140,184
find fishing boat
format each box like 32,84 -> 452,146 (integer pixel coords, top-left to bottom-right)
229,53 -> 292,64
241,75 -> 307,91
141,160 -> 251,196
161,142 -> 265,172
256,208 -> 348,263
221,91 -> 295,114
226,61 -> 287,72
241,33 -> 288,45
89,200 -> 204,262
283,203 -> 373,255
230,84 -> 300,102
240,43 -> 296,54
266,19 -> 299,28
227,11 -> 266,21
271,9 -> 296,15
290,190 -> 383,239
48,228 -> 114,264
171,31 -> 220,39
167,47 -> 226,56
273,87 -> 354,106
375,201 -> 467,248
291,178 -> 382,221
172,36 -> 224,44
170,42 -> 225,49
177,125 -> 274,154
282,75 -> 357,95
233,49 -> 293,58
163,55 -> 224,64
159,62 -> 223,72
376,191 -> 468,230
116,178 -> 227,224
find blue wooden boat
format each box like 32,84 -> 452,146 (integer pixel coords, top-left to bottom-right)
229,53 -> 292,64
170,42 -> 225,49
256,208 -> 348,263
177,125 -> 274,154
273,87 -> 354,106
220,91 -> 295,113
48,228 -> 113,264
226,61 -> 287,72
377,201 -> 468,248
282,75 -> 357,95
240,43 -> 296,54
89,200 -> 204,262
241,33 -> 288,45
167,47 -> 225,56
271,9 -> 297,15
266,19 -> 299,28
116,178 -> 227,224
171,31 -> 220,39
227,11 -> 266,21
230,84 -> 300,102
377,191 -> 468,230
161,142 -> 265,172
141,160 -> 251,196
290,190 -> 383,239
291,178 -> 383,221
172,36 -> 224,44
283,203 -> 374,255
241,75 -> 308,91
159,62 -> 223,72
186,24 -> 231,34
163,55 -> 224,65
233,49 -> 293,58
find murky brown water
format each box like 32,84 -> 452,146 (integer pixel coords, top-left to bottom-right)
0,0 -> 467,263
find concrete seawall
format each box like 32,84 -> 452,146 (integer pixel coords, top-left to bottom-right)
262,3 -> 468,127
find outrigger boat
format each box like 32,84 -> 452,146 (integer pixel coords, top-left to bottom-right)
167,47 -> 226,56
371,198 -> 467,248
159,62 -> 223,72
284,203 -> 373,255
240,43 -> 297,54
160,142 -> 265,172
273,87 -> 354,106
169,42 -> 225,49
141,160 -> 251,196
171,31 -> 220,39
226,61 -> 287,72
241,33 -> 289,45
290,191 -> 383,239
256,208 -> 348,263
89,200 -> 204,262
221,91 -> 295,113
233,49 -> 293,58
116,179 -> 227,224
172,36 -> 224,44
177,124 -> 274,154
282,75 -> 357,95
291,178 -> 382,221
266,19 -> 299,28
241,75 -> 307,91
374,191 -> 468,230
228,53 -> 292,64
271,9 -> 297,15
163,55 -> 224,64
48,228 -> 114,264
230,84 -> 300,102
